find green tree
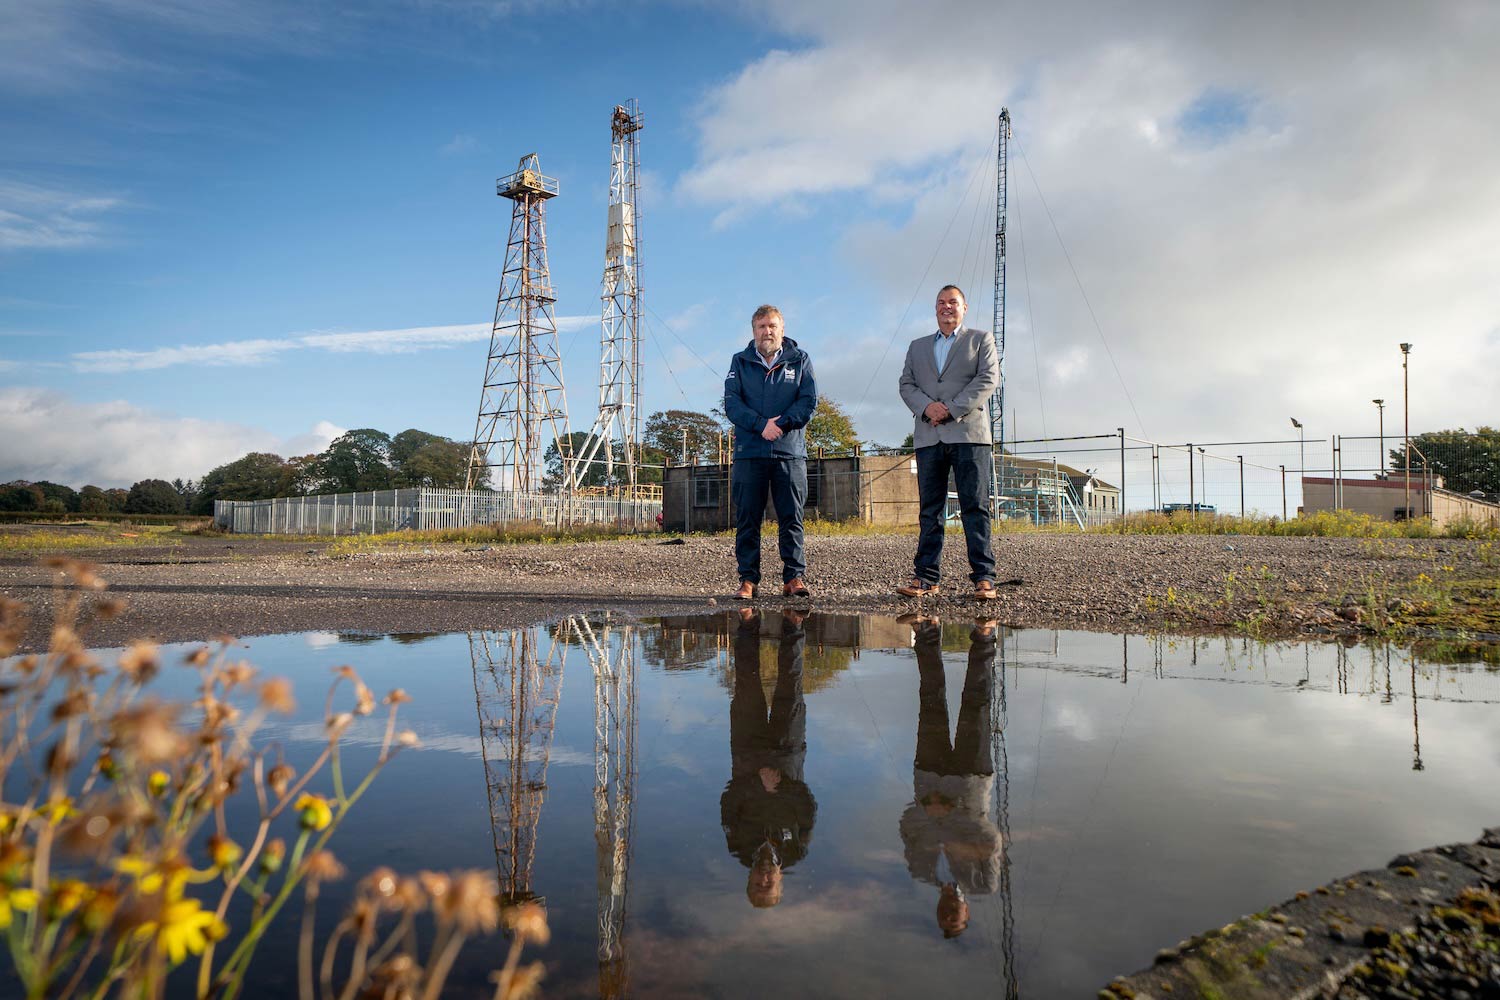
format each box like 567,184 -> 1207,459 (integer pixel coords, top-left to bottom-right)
643,410 -> 725,465
192,453 -> 295,514
1390,427 -> 1500,496
103,488 -> 129,512
0,482 -> 42,511
124,479 -> 186,514
806,397 -> 859,454
315,429 -> 393,493
390,429 -> 468,488
78,485 -> 112,513
33,481 -> 80,512
543,432 -> 621,490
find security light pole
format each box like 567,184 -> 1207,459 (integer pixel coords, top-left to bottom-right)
1197,447 -> 1206,514
1290,417 -> 1304,516
1400,344 -> 1412,518
1372,399 -> 1386,475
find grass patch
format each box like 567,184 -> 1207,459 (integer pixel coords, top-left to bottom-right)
325,521 -> 641,556
1101,509 -> 1500,539
0,522 -> 187,551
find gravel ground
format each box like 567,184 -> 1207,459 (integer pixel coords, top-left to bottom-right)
1,529 -> 1494,649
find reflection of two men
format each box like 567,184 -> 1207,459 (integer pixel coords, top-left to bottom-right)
899,618 -> 1003,938
721,609 -> 817,908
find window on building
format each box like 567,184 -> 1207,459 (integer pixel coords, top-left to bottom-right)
694,474 -> 721,507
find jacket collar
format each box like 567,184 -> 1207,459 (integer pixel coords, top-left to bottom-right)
740,336 -> 802,368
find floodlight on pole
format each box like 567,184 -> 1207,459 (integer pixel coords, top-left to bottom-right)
1289,417 -> 1305,512
1400,344 -> 1412,518
1372,399 -> 1385,474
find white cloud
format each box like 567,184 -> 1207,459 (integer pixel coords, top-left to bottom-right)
681,0 -> 1500,445
68,317 -> 596,373
1049,345 -> 1089,384
0,387 -> 341,487
0,179 -> 125,251
73,338 -> 297,373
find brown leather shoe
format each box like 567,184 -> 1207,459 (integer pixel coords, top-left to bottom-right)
736,580 -> 756,600
974,580 -> 998,600
782,578 -> 810,597
896,578 -> 940,597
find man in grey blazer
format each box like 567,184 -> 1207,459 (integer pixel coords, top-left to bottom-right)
896,285 -> 1000,599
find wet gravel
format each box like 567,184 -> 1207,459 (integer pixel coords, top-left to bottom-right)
1334,891 -> 1500,999
1,530 -> 1493,649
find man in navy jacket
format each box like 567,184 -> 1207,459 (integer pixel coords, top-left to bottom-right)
723,304 -> 818,599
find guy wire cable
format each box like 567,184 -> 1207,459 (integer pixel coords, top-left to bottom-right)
853,121 -> 998,416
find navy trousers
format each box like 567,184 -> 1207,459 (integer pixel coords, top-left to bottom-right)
732,457 -> 807,585
913,443 -> 995,585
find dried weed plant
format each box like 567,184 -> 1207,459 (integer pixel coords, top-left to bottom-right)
0,560 -> 546,1000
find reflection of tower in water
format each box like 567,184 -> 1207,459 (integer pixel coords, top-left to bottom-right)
989,628 -> 1019,999
570,616 -> 638,1000
470,628 -> 565,906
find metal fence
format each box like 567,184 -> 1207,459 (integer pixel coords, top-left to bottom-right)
1006,428 -> 1495,520
215,488 -> 661,535
651,426 -> 1494,532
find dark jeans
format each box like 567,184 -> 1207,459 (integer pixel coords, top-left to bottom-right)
730,615 -> 808,782
732,457 -> 807,584
913,443 -> 995,584
913,626 -> 995,778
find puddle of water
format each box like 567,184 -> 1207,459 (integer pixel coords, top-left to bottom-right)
42,616 -> 1500,997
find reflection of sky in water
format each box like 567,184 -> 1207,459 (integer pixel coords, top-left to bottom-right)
75,618 -> 1500,999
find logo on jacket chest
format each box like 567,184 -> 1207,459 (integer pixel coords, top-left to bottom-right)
782,367 -> 796,381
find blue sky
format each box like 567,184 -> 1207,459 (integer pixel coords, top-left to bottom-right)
3,0 -> 1498,491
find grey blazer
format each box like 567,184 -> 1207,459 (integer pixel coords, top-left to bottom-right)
898,326 -> 1000,448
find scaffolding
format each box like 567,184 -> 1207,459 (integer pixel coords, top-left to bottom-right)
573,101 -> 645,494
467,153 -> 574,493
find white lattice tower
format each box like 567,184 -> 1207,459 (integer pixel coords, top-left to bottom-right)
470,626 -> 566,905
467,153 -> 575,493
573,101 -> 644,492
570,614 -> 637,998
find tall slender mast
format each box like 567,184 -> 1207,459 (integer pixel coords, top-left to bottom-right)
988,109 -> 1012,510
574,100 -> 644,491
466,153 -> 574,493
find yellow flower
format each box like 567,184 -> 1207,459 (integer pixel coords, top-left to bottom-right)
295,794 -> 333,832
134,896 -> 226,965
114,855 -> 214,897
148,771 -> 170,797
39,798 -> 77,825
46,879 -> 88,919
208,835 -> 242,872
0,884 -> 39,929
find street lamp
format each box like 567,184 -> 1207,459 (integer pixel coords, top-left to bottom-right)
1372,399 -> 1385,475
1289,418 -> 1305,515
1197,446 -> 1206,513
1400,344 -> 1413,518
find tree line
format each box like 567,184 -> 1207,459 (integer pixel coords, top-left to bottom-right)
0,398 -> 866,514
0,427 -> 469,516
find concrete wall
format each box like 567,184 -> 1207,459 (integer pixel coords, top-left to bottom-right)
1302,476 -> 1500,528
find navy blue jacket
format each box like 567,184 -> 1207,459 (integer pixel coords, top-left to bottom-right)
723,337 -> 817,460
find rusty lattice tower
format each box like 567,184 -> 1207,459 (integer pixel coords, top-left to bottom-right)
471,626 -> 566,906
573,100 -> 644,492
466,153 -> 574,493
